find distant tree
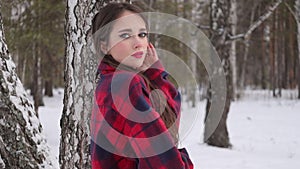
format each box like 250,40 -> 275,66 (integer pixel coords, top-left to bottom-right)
2,0 -> 65,104
239,0 -> 284,95
204,0 -> 283,148
0,9 -> 54,169
204,0 -> 232,148
280,0 -> 300,98
295,0 -> 300,99
230,0 -> 238,99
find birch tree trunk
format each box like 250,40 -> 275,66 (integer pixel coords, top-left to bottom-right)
204,0 -> 232,148
238,0 -> 282,92
262,23 -> 271,89
230,0 -> 237,99
59,0 -> 109,168
273,9 -> 279,97
0,10 -> 54,169
187,0 -> 197,107
239,3 -> 256,93
33,44 -> 44,113
277,8 -> 284,97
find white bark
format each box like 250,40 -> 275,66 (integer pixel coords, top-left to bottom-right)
273,9 -> 279,97
188,0 -> 202,107
230,0 -> 282,95
239,4 -> 256,91
59,0 -> 108,168
230,0 -> 283,40
245,0 -> 282,39
230,0 -> 237,99
204,0 -> 232,148
0,10 -> 55,169
189,40 -> 197,107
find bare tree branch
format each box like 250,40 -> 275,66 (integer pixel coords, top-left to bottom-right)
284,1 -> 299,23
229,0 -> 283,41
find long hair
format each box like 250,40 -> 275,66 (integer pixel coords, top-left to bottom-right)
92,2 -> 179,145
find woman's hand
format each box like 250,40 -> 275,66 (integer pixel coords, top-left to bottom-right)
138,43 -> 159,71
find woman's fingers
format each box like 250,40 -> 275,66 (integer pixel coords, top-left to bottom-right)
147,43 -> 158,62
138,43 -> 158,71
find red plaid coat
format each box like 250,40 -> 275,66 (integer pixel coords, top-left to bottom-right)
90,60 -> 194,169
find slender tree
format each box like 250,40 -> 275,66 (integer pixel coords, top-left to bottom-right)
0,8 -> 54,169
230,0 -> 238,99
59,0 -> 114,168
204,0 -> 232,148
204,0 -> 283,148
295,0 -> 300,99
239,3 -> 257,92
284,0 -> 300,98
2,0 -> 65,98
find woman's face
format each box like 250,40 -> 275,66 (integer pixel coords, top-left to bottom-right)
104,10 -> 148,69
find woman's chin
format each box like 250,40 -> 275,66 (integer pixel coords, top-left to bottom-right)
126,62 -> 143,70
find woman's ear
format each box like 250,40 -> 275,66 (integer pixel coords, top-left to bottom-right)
100,41 -> 108,54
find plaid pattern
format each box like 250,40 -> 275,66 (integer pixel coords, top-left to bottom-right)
90,60 -> 194,169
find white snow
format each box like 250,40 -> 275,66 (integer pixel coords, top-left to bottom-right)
39,89 -> 300,169
38,89 -> 64,168
67,0 -> 78,29
0,137 -> 5,168
1,49 -> 56,168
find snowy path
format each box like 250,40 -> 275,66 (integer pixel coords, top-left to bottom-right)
39,89 -> 300,169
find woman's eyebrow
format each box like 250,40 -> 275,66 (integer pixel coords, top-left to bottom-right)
140,28 -> 147,32
118,28 -> 147,33
118,28 -> 132,33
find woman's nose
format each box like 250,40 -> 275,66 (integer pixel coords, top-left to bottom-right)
132,36 -> 143,49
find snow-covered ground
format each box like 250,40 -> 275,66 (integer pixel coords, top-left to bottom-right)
39,89 -> 300,169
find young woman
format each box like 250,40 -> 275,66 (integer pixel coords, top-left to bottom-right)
90,2 -> 194,169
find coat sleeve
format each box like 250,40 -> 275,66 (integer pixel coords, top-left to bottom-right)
108,61 -> 193,169
142,60 -> 181,117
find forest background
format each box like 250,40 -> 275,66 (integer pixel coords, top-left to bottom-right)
0,0 -> 299,168
2,0 -> 299,109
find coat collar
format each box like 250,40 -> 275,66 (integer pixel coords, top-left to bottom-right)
97,60 -> 116,75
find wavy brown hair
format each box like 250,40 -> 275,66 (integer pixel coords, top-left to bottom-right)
92,2 -> 179,146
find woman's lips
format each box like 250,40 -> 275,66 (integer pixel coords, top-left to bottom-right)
132,51 -> 144,58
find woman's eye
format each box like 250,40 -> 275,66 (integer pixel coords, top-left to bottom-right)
119,33 -> 131,39
138,32 -> 148,38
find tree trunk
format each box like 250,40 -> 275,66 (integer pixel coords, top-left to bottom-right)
44,79 -> 53,97
236,0 -> 282,91
34,0 -> 45,112
230,0 -> 238,99
261,22 -> 270,89
277,8 -> 283,97
295,0 -> 300,99
239,4 -> 256,92
204,0 -> 232,148
0,10 -> 54,169
272,10 -> 278,97
33,45 -> 44,114
44,52 -> 54,97
187,0 -> 198,108
298,66 -> 300,99
59,0 -> 108,168
288,11 -> 295,89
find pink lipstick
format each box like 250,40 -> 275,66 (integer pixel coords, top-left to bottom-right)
132,51 -> 144,58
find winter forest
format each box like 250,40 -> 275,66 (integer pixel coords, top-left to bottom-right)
0,0 -> 299,169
